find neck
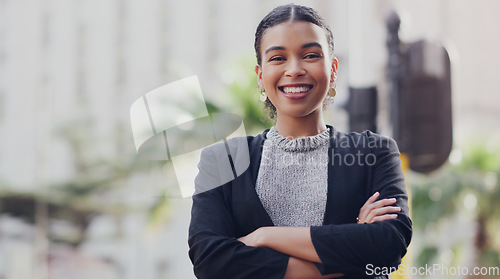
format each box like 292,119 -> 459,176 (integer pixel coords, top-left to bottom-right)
274,111 -> 327,139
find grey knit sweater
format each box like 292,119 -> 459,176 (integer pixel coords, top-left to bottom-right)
255,126 -> 330,227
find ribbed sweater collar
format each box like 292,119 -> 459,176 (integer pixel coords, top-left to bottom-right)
265,126 -> 330,152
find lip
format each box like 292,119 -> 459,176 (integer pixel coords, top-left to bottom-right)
278,84 -> 313,99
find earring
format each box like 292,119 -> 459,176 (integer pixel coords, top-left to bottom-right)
328,83 -> 336,97
260,89 -> 267,102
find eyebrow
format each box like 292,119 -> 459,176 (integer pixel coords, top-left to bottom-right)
264,42 -> 323,54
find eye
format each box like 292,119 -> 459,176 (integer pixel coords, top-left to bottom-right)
304,53 -> 321,59
269,56 -> 285,62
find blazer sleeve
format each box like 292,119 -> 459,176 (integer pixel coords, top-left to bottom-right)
188,146 -> 290,279
310,134 -> 412,277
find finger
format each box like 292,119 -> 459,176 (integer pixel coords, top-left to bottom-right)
367,198 -> 397,212
365,206 -> 400,222
366,206 -> 401,222
370,206 -> 401,217
359,192 -> 380,220
360,198 -> 394,222
360,194 -> 392,222
359,196 -> 398,223
365,191 -> 380,205
369,214 -> 398,223
361,192 -> 380,211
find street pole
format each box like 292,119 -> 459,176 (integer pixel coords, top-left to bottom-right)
386,11 -> 410,279
346,0 -> 381,133
386,11 -> 401,147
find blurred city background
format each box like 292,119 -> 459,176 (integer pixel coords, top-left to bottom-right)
1,0 -> 499,278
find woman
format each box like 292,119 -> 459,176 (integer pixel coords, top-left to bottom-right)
188,4 -> 412,279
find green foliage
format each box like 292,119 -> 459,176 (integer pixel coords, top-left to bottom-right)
458,141 -> 500,173
417,246 -> 438,267
411,168 -> 462,227
410,139 -> 500,269
148,193 -> 172,232
220,55 -> 274,134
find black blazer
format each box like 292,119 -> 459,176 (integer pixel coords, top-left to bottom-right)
188,126 -> 412,279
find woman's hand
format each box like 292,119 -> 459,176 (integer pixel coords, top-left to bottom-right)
357,192 -> 401,224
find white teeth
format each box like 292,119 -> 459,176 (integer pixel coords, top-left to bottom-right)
282,86 -> 310,94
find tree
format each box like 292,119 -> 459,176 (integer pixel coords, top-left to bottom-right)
411,140 -> 500,274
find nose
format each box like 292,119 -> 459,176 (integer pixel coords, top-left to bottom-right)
285,58 -> 306,78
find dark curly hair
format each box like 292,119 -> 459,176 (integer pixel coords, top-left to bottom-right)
254,4 -> 335,119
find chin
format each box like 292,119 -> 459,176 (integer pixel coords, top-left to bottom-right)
280,107 -> 322,119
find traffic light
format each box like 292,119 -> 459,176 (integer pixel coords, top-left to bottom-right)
398,41 -> 452,173
387,12 -> 453,173
346,86 -> 378,133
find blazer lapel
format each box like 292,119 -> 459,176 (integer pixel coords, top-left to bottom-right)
231,130 -> 274,235
323,127 -> 370,225
323,125 -> 338,225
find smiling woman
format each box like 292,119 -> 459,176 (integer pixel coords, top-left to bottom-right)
188,4 -> 412,279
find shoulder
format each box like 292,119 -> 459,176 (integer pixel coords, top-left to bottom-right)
196,129 -> 269,190
200,128 -> 269,156
332,128 -> 398,153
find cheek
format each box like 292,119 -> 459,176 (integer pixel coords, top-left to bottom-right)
308,63 -> 331,80
261,68 -> 280,85
321,67 -> 333,84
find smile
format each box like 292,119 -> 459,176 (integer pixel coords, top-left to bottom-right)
278,85 -> 313,99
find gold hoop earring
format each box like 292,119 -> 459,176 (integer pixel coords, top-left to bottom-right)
260,89 -> 267,102
328,83 -> 336,97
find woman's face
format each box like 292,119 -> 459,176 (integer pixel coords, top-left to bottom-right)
256,21 -> 338,120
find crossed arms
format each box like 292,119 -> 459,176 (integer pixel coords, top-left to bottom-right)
188,134 -> 412,279
237,193 -> 402,279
